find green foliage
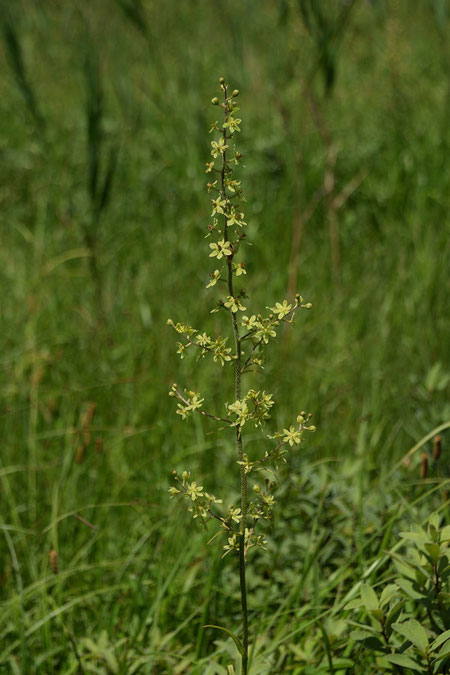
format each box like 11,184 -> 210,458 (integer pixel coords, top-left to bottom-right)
347,512 -> 450,673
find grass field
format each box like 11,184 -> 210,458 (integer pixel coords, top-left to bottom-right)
0,1 -> 449,673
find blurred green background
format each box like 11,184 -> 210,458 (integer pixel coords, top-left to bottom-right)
0,0 -> 449,672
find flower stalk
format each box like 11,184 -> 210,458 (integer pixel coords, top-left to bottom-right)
167,78 -> 315,672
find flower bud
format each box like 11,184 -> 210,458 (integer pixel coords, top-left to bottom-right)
219,77 -> 225,84
232,89 -> 239,97
211,97 -> 219,106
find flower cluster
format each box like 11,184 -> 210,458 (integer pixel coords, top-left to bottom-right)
168,386 -> 204,420
167,79 -> 314,561
226,389 -> 274,428
169,471 -> 224,523
239,295 -> 312,370
167,319 -> 233,366
204,84 -> 248,314
223,528 -> 267,557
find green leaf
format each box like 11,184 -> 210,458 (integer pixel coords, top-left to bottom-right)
396,578 -> 424,600
385,600 -> 405,634
384,653 -> 425,671
332,658 -> 354,668
371,608 -> 384,622
434,640 -> 450,662
203,625 -> 245,656
430,629 -> 450,652
440,525 -> 450,541
399,530 -> 428,547
428,512 -> 440,534
424,542 -> 441,563
380,584 -> 399,608
392,620 -> 429,653
392,553 -> 417,580
361,583 -> 379,611
350,630 -> 375,641
344,598 -> 364,610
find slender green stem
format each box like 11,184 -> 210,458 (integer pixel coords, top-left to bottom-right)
221,83 -> 249,674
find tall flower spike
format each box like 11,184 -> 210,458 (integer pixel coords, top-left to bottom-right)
167,80 -> 314,675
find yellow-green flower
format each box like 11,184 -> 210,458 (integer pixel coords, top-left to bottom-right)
206,269 -> 221,288
188,393 -> 204,411
211,197 -> 227,216
196,332 -> 212,347
224,296 -> 246,313
176,404 -> 189,419
176,342 -> 186,358
186,481 -> 204,501
234,262 -> 246,276
254,322 -> 276,344
211,138 -> 228,158
213,343 -> 232,366
269,300 -> 292,319
227,399 -> 249,426
228,506 -> 242,523
223,535 -> 238,556
242,315 -> 259,330
223,117 -> 241,133
227,210 -> 246,227
204,492 -> 223,505
209,239 -> 232,259
226,178 -> 241,193
282,426 -> 302,446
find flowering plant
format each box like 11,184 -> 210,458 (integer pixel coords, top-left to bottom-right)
167,78 -> 315,673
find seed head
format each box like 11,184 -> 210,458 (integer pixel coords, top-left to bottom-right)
433,435 -> 442,461
420,452 -> 428,480
49,549 -> 59,575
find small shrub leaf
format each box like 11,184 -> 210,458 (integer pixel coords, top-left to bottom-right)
350,630 -> 375,641
332,658 -> 355,668
440,525 -> 450,541
344,598 -> 364,610
384,653 -> 425,671
431,629 -> 450,652
380,584 -> 398,607
392,620 -> 428,653
385,600 -> 405,633
396,578 -> 424,600
361,583 -> 379,610
424,542 -> 441,563
434,640 -> 450,662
